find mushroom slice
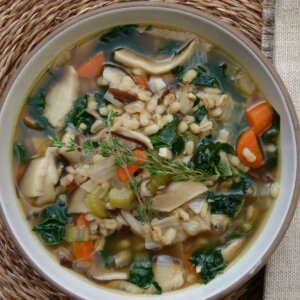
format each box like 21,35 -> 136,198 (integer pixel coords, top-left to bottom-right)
58,131 -> 81,164
221,238 -> 245,262
88,260 -> 128,283
44,66 -> 79,128
90,271 -> 128,283
36,149 -> 60,205
114,39 -> 198,75
19,148 -> 60,205
19,156 -> 49,198
68,188 -> 89,214
102,66 -> 127,88
152,181 -> 208,212
153,255 -> 185,291
112,127 -> 153,150
108,281 -> 145,294
121,210 -> 143,237
109,88 -> 138,102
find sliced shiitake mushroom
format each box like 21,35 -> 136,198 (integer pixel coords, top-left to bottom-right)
114,39 -> 198,75
152,255 -> 185,291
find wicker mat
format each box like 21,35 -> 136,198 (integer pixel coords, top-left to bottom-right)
0,1 -> 272,299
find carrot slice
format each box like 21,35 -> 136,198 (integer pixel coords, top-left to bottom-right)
237,129 -> 264,169
133,74 -> 148,89
246,101 -> 274,135
73,241 -> 94,261
184,249 -> 197,274
76,53 -> 105,78
76,214 -> 89,228
116,150 -> 148,182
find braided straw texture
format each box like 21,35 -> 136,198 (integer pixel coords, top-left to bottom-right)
0,1 -> 266,299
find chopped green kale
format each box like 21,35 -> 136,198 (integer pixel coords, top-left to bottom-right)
190,248 -> 227,284
26,92 -> 49,130
150,118 -> 184,154
33,200 -> 69,245
128,255 -> 161,294
207,192 -> 244,218
100,25 -> 138,43
192,135 -> 235,175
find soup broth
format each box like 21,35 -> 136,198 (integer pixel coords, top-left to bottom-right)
13,24 -> 280,294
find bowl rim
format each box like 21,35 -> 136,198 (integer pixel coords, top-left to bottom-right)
0,1 -> 299,299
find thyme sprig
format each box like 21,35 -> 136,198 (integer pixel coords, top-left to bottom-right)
48,109 -> 208,222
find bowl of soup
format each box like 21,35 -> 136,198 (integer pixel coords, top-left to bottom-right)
0,3 -> 299,300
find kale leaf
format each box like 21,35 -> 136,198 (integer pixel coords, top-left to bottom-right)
192,66 -> 219,88
190,248 -> 227,284
13,142 -> 27,163
67,95 -> 95,134
100,25 -> 138,43
128,255 -> 162,294
33,200 -> 69,245
192,135 -> 235,175
172,65 -> 219,88
26,92 -> 49,130
207,192 -> 244,218
150,118 -> 184,154
231,174 -> 253,195
193,106 -> 207,123
172,65 -> 186,81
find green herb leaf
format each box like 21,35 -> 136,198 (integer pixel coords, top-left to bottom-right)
172,65 -> 219,88
192,66 -> 219,87
33,200 -> 69,245
26,92 -> 49,130
100,25 -> 138,43
150,118 -> 184,154
193,106 -> 207,123
192,136 -> 235,175
13,142 -> 27,163
67,95 -> 95,134
128,255 -> 161,293
190,248 -> 227,284
207,192 -> 244,218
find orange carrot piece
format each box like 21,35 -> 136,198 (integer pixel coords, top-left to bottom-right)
76,214 -> 89,228
237,129 -> 264,169
184,249 -> 197,275
73,241 -> 94,261
246,101 -> 274,135
116,150 -> 148,182
66,181 -> 78,194
76,53 -> 105,78
133,75 -> 148,89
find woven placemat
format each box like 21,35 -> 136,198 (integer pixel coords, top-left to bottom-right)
0,1 -> 267,299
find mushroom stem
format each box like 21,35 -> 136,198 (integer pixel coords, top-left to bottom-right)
114,39 -> 198,75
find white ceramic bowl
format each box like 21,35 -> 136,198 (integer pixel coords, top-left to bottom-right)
0,3 -> 299,299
